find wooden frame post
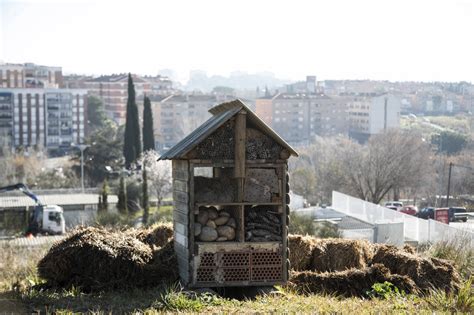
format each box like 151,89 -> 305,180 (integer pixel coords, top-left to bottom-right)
234,110 -> 247,200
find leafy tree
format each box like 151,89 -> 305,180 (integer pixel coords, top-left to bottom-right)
434,131 -> 467,155
117,176 -> 128,214
289,212 -> 314,235
123,73 -> 141,169
87,95 -> 110,133
142,96 -> 155,151
73,122 -> 124,186
314,222 -> 341,238
142,164 -> 149,225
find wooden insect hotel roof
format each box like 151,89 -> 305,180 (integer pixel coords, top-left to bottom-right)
159,99 -> 298,160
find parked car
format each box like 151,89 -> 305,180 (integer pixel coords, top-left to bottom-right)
386,206 -> 399,211
384,201 -> 403,210
417,207 -> 435,219
448,207 -> 468,222
400,205 -> 418,216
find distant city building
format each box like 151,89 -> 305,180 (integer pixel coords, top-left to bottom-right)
0,63 -> 63,89
347,93 -> 401,142
81,74 -> 151,124
255,93 -> 348,146
78,73 -> 174,124
285,75 -> 321,94
151,94 -> 237,150
0,88 -> 87,152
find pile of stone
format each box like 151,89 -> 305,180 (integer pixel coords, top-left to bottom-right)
245,205 -> 282,241
195,206 -> 237,242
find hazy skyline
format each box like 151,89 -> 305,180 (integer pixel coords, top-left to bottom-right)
1,0 -> 473,83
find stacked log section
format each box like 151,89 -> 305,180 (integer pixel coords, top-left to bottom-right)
245,205 -> 282,242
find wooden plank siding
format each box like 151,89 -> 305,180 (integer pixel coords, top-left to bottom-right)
172,160 -> 191,285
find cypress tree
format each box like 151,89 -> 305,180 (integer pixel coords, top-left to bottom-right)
123,73 -> 141,169
117,176 -> 128,214
142,164 -> 149,225
98,195 -> 103,211
100,179 -> 109,211
142,96 -> 155,151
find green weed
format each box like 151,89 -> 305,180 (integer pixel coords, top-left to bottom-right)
426,277 -> 474,313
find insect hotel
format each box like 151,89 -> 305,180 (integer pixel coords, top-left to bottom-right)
160,99 -> 298,287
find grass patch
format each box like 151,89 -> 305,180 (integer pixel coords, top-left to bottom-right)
426,277 -> 474,313
148,205 -> 173,224
94,205 -> 173,229
1,227 -> 473,313
426,233 -> 474,279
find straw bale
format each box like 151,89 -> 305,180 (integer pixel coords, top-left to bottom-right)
290,264 -> 417,297
372,245 -> 460,292
311,238 -> 373,272
288,234 -> 317,271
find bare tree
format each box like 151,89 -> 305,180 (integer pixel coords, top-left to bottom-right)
138,151 -> 172,207
0,145 -> 45,186
290,136 -> 354,204
290,130 -> 433,205
342,130 -> 432,204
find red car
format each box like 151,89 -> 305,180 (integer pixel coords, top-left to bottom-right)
400,205 -> 418,216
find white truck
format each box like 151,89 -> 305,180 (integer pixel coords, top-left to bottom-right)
0,183 -> 66,235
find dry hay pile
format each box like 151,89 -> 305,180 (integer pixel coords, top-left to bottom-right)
288,234 -> 460,296
371,244 -> 461,293
288,235 -> 317,271
38,225 -> 178,290
312,238 -> 373,272
291,264 -> 417,297
131,222 -> 174,248
288,235 -> 372,272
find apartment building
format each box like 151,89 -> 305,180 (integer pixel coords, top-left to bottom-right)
81,74 -> 150,124
81,74 -> 174,124
347,93 -> 401,142
0,89 -> 87,152
0,63 -> 63,89
151,94 -> 236,150
255,93 -> 348,146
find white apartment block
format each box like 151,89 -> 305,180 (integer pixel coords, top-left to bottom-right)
348,93 -> 401,142
0,89 -> 87,151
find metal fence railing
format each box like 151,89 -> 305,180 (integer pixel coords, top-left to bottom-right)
332,191 -> 474,245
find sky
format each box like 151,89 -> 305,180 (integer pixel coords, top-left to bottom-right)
1,0 -> 473,83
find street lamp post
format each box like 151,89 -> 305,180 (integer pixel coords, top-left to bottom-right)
77,144 -> 89,193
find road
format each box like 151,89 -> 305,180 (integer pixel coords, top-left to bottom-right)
0,235 -> 64,247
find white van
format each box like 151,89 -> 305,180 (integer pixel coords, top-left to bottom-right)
384,201 -> 403,210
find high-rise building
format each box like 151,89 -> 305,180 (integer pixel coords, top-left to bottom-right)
0,63 -> 63,89
0,88 -> 87,152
